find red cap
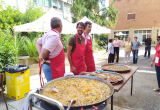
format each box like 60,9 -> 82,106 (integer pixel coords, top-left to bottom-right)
134,36 -> 137,38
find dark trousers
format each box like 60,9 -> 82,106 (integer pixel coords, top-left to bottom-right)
155,65 -> 160,88
133,50 -> 138,63
108,53 -> 114,63
114,47 -> 119,63
144,46 -> 151,58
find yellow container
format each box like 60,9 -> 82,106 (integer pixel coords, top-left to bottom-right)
5,68 -> 30,100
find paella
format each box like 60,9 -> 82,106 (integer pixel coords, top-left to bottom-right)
41,77 -> 111,106
81,72 -> 124,83
101,64 -> 131,72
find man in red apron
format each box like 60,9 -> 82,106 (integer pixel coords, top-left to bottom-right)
67,22 -> 86,75
36,17 -> 65,83
82,21 -> 96,72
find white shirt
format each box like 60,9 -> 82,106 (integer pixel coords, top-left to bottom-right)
82,32 -> 92,45
37,30 -> 63,62
108,43 -> 114,54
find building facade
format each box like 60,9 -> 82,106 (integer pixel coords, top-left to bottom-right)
109,0 -> 160,44
4,0 -> 72,22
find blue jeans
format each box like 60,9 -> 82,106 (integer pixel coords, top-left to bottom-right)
42,64 -> 52,82
133,50 -> 138,63
155,65 -> 160,88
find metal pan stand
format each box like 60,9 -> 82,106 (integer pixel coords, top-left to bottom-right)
29,93 -> 65,110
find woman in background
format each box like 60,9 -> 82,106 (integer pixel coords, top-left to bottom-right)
122,37 -> 132,63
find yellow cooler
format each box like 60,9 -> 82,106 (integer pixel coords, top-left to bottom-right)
5,65 -> 30,100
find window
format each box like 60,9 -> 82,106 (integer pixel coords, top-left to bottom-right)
58,1 -> 62,10
52,0 -> 57,6
39,0 -> 44,5
127,13 -> 136,21
114,31 -> 129,41
45,0 -> 50,7
134,30 -> 151,44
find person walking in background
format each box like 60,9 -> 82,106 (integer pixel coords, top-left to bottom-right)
151,41 -> 160,95
108,39 -> 114,63
144,34 -> 152,58
122,37 -> 132,63
113,35 -> 123,63
132,36 -> 142,64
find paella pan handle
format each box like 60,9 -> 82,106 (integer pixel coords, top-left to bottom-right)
29,93 -> 65,110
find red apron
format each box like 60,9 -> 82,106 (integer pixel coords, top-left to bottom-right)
50,29 -> 65,79
71,33 -> 86,75
84,32 -> 96,72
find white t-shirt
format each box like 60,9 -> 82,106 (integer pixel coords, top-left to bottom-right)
82,32 -> 92,45
108,43 -> 114,54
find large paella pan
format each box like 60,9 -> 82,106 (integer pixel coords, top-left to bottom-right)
39,75 -> 114,109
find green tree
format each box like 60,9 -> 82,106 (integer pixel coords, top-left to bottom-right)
71,0 -> 119,28
0,30 -> 18,73
22,1 -> 45,24
0,0 -> 23,34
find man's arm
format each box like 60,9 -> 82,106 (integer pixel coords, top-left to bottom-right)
144,39 -> 146,45
67,45 -> 77,74
136,42 -> 142,50
36,42 -> 42,56
41,49 -> 50,60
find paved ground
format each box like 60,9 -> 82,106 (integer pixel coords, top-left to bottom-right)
0,46 -> 160,110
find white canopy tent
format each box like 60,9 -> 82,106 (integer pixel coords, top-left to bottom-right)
14,8 -> 75,34
115,32 -> 127,36
74,16 -> 111,34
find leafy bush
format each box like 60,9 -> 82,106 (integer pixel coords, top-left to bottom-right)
61,34 -> 73,52
0,30 -> 18,73
17,35 -> 40,62
94,34 -> 108,50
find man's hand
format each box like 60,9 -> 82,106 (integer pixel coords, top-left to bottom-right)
40,58 -> 45,65
71,66 -> 77,75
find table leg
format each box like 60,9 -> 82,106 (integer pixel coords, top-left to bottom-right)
111,95 -> 113,110
131,76 -> 133,95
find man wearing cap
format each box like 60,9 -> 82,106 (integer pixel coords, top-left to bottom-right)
36,17 -> 65,82
132,36 -> 142,64
113,35 -> 123,63
144,34 -> 152,58
67,22 -> 86,75
82,21 -> 96,72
